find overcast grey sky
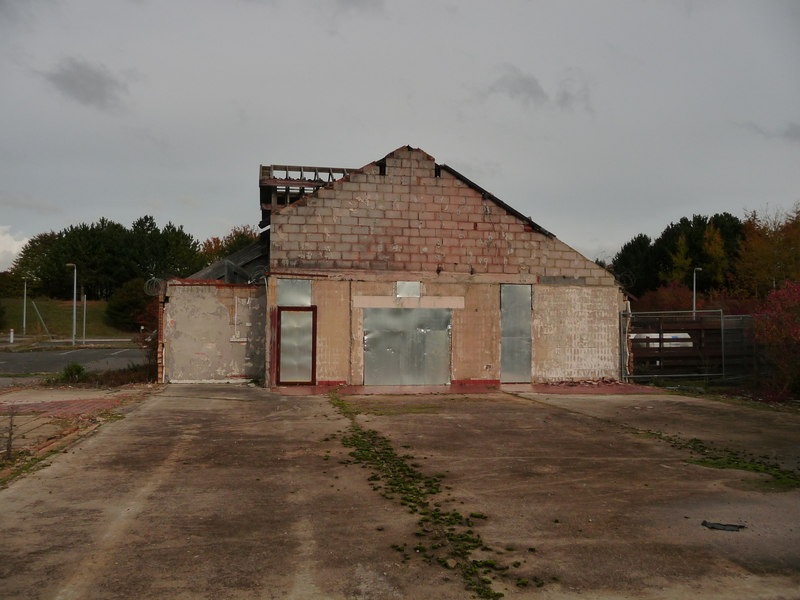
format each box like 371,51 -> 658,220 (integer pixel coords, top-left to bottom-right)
2,0 -> 799,270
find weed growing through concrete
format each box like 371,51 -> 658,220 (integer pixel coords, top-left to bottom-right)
0,448 -> 59,487
3,408 -> 16,461
637,430 -> 800,490
328,391 -> 532,599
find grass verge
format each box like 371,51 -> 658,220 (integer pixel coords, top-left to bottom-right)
0,297 -> 130,339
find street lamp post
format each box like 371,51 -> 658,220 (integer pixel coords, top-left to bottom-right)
692,267 -> 703,318
82,289 -> 87,344
22,278 -> 27,337
66,264 -> 77,346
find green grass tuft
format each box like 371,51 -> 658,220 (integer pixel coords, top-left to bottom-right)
328,391 -> 541,599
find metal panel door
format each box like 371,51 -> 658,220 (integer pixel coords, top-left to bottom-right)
363,308 -> 451,385
501,284 -> 532,383
277,307 -> 316,385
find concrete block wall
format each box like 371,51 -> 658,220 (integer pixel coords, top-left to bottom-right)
270,146 -> 615,285
162,282 -> 266,383
532,285 -> 621,380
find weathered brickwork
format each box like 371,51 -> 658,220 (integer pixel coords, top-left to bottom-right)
161,147 -> 623,386
270,147 -> 614,285
532,285 -> 621,380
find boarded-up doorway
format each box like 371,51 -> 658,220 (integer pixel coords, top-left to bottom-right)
277,307 -> 316,385
501,284 -> 532,383
363,308 -> 451,385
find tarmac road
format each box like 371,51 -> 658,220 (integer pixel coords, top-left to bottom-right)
0,347 -> 147,376
0,385 -> 798,599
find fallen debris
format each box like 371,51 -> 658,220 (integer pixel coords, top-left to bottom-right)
701,520 -> 746,532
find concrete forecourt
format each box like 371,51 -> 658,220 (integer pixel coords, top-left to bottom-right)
1,384 -> 798,599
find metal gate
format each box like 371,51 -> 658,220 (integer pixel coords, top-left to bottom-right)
620,310 -> 755,381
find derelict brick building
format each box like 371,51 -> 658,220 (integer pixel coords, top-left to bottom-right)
159,146 -> 623,386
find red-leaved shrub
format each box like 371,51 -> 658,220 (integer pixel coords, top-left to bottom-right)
753,281 -> 800,398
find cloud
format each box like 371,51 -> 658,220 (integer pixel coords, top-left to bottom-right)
783,122 -> 800,143
483,64 -> 594,113
0,0 -> 39,25
0,191 -> 60,215
486,64 -> 549,108
738,121 -> 800,144
0,226 -> 28,271
0,0 -> 20,22
41,57 -> 129,112
555,69 -> 593,113
333,0 -> 385,14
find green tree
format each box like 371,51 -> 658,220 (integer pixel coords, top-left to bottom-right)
0,271 -> 20,297
130,215 -> 162,278
613,212 -> 743,298
10,232 -> 60,295
659,233 -> 692,284
708,212 -> 744,259
9,216 -> 205,300
701,223 -> 728,289
160,222 -> 205,277
65,218 -> 137,299
611,233 -> 656,297
129,216 -> 205,278
106,278 -> 149,331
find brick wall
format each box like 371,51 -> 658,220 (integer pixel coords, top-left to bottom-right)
270,147 -> 614,285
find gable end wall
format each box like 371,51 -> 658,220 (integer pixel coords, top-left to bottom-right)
270,148 -> 614,283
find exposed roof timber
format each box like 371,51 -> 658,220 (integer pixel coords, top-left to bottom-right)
437,164 -> 554,238
259,164 -> 355,187
260,179 -> 329,188
258,158 -> 555,239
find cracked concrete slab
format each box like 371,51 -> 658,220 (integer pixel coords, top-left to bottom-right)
0,385 -> 798,599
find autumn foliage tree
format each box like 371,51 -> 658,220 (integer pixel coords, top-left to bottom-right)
733,204 -> 800,300
613,207 -> 800,311
613,212 -> 744,302
200,225 -> 260,265
753,281 -> 800,396
633,282 -> 695,312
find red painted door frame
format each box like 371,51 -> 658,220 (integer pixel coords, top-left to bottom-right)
276,306 -> 317,385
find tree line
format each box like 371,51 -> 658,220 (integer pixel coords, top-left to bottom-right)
0,217 -> 259,331
1,216 -> 259,301
610,204 -> 800,312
